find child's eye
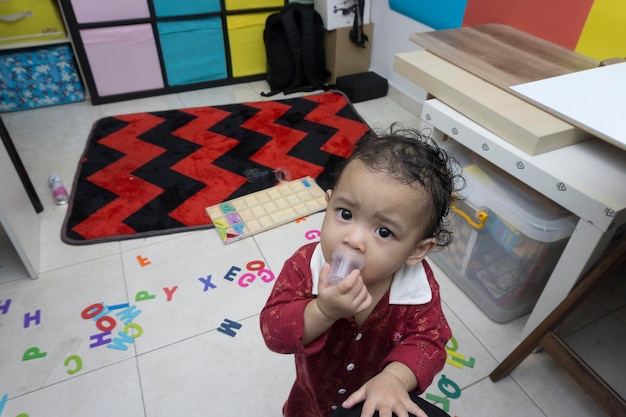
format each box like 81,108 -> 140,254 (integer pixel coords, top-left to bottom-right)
375,227 -> 393,239
336,208 -> 352,220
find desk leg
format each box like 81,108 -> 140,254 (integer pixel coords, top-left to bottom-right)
521,219 -> 614,338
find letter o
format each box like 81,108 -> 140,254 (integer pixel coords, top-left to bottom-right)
246,260 -> 265,271
438,374 -> 461,399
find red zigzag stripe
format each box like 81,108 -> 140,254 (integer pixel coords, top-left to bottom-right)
72,114 -> 167,238
167,106 -> 249,226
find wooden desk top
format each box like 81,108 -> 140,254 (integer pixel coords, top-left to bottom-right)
409,24 -> 599,90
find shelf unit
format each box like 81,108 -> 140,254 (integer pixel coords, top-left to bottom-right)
0,0 -> 68,49
58,0 -> 286,104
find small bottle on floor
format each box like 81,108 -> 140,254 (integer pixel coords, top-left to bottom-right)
49,173 -> 69,205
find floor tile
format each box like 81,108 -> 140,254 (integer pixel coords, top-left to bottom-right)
511,350 -> 609,417
178,83 -> 262,108
1,359 -> 144,417
138,314 -> 294,417
563,313 -> 626,398
254,211 -> 325,273
353,96 -> 421,131
447,376 -> 545,417
437,304 -> 499,389
6,100 -> 101,159
97,93 -> 185,118
120,229 -> 273,354
37,199 -> 121,273
0,255 -> 132,398
591,261 -> 626,312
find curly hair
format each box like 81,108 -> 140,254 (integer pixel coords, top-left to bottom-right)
335,124 -> 465,248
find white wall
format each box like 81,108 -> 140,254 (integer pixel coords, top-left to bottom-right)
368,2 -> 433,105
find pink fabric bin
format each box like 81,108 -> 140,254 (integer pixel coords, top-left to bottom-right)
70,0 -> 150,23
80,25 -> 164,97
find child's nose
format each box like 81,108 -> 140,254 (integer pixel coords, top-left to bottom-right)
343,225 -> 366,252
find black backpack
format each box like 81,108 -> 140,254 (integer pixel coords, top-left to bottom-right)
261,3 -> 329,97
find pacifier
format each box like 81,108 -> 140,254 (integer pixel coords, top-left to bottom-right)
328,250 -> 365,285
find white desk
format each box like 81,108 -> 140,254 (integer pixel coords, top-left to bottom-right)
511,62 -> 626,151
0,120 -> 40,280
421,98 -> 626,337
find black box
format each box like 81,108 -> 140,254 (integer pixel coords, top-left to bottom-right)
336,71 -> 388,103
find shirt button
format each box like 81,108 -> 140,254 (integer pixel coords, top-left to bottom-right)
346,363 -> 355,371
338,388 -> 347,394
355,333 -> 363,341
331,405 -> 338,411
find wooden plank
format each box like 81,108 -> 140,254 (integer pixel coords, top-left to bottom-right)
393,50 -> 591,155
409,23 -> 599,90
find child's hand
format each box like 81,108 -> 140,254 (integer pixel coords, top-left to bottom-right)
316,262 -> 373,321
342,363 -> 427,417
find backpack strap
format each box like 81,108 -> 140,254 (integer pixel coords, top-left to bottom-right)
279,4 -> 306,91
297,5 -> 325,91
350,0 -> 369,48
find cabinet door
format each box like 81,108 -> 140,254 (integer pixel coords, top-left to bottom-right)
80,25 -> 163,96
157,18 -> 227,86
69,0 -> 150,23
152,0 -> 221,17
227,13 -> 273,77
224,0 -> 284,10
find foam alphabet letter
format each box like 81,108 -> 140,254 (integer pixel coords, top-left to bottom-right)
115,305 -> 142,325
447,350 -> 476,369
124,323 -> 143,338
437,374 -> 461,399
258,268 -> 275,283
163,286 -> 178,301
425,393 -> 450,412
23,309 -> 41,328
223,267 -> 241,282
135,291 -> 156,302
89,331 -> 112,348
238,272 -> 256,288
64,355 -> 83,375
107,303 -> 129,311
199,275 -> 217,290
0,298 -> 11,315
82,303 -> 104,319
136,255 -> 151,267
107,330 -> 135,351
246,260 -> 265,271
217,318 -> 242,337
305,229 -> 321,240
95,315 -> 116,332
22,347 -> 47,361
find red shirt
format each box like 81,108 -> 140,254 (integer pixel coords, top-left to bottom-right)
260,243 -> 452,417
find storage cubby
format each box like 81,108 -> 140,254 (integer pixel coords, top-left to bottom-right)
59,0 -> 286,103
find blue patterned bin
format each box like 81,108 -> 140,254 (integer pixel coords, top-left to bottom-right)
0,44 -> 85,112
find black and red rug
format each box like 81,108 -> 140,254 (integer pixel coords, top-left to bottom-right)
61,91 -> 371,245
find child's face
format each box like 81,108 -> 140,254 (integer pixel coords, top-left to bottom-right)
320,159 -> 435,286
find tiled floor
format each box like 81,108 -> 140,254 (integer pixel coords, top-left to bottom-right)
1,82 -> 624,417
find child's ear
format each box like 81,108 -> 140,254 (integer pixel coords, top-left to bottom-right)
406,238 -> 436,266
325,189 -> 333,202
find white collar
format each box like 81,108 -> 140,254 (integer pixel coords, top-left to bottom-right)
310,243 -> 432,305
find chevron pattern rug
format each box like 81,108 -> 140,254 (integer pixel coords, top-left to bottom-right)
61,92 -> 371,245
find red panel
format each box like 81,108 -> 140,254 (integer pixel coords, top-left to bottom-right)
463,0 -> 595,50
